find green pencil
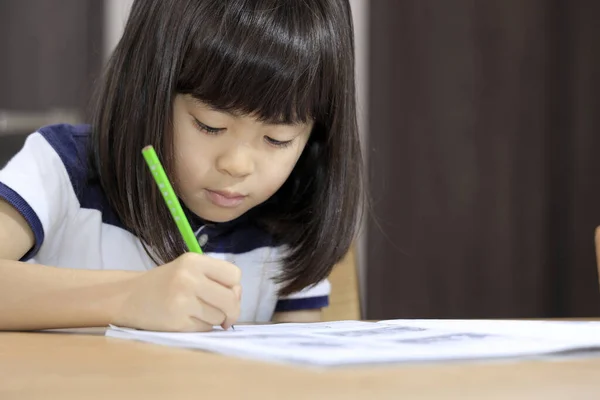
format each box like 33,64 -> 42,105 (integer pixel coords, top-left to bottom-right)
142,145 -> 235,330
142,145 -> 203,254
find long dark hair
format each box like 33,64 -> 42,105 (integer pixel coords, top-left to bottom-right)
90,0 -> 363,295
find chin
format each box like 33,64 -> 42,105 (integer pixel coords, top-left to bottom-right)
193,208 -> 245,224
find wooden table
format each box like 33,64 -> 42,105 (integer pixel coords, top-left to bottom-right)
1,327 -> 599,400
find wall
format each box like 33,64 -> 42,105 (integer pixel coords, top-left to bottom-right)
348,0 -> 369,315
103,0 -> 134,59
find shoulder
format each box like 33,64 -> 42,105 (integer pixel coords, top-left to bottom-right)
36,123 -> 90,189
2,124 -> 122,228
37,124 -> 121,227
1,124 -> 89,174
0,124 -> 89,211
37,123 -> 90,155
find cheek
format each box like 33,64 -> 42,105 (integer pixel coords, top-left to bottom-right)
257,154 -> 301,196
173,124 -> 210,191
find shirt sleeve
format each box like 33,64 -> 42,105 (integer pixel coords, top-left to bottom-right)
274,279 -> 331,312
0,132 -> 72,260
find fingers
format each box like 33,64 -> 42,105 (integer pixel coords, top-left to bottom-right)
180,318 -> 213,333
195,277 -> 240,328
174,253 -> 242,330
190,301 -> 227,327
200,258 -> 241,288
221,285 -> 242,329
178,253 -> 241,287
233,285 -> 242,301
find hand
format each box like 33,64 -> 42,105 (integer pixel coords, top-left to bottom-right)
112,252 -> 242,332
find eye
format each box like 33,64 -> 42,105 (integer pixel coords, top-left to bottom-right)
264,136 -> 294,148
192,117 -> 223,135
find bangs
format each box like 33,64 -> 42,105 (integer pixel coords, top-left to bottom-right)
176,1 -> 336,125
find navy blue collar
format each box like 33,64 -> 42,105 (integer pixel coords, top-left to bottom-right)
183,203 -> 254,234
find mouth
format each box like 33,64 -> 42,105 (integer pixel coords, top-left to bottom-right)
204,189 -> 248,208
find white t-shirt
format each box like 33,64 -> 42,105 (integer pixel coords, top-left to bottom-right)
0,124 -> 329,322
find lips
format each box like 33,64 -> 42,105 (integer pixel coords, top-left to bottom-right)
205,189 -> 247,208
208,189 -> 246,199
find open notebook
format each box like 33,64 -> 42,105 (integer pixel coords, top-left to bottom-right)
106,319 -> 600,367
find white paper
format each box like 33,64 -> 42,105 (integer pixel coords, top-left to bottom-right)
105,319 -> 600,367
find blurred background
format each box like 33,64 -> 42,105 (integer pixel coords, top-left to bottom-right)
1,1 -> 599,319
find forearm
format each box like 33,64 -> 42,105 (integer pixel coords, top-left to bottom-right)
0,260 -> 139,330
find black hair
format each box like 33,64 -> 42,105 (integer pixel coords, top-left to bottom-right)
90,0 -> 363,295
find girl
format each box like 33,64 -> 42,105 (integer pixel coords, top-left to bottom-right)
0,0 -> 362,332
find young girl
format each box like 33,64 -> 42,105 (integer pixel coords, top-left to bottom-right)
0,0 -> 362,332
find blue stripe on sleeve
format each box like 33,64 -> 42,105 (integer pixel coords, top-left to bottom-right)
275,295 -> 329,312
0,182 -> 44,260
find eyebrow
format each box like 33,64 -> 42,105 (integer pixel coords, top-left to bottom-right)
190,97 -> 309,127
190,97 -> 240,117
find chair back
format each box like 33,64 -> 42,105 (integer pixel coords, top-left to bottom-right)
321,245 -> 361,321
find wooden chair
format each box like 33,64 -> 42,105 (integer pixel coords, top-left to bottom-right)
321,244 -> 362,321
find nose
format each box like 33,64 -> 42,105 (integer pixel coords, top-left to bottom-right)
215,144 -> 255,178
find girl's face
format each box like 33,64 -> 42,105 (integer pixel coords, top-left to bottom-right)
172,94 -> 313,223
